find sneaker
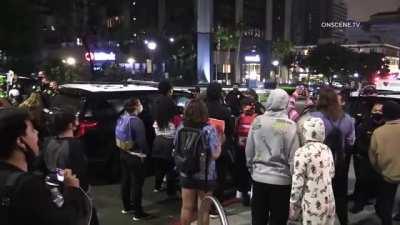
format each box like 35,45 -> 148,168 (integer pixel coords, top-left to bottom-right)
132,212 -> 150,221
121,209 -> 134,215
153,187 -> 166,193
241,193 -> 250,207
350,204 -> 364,214
393,213 -> 400,221
209,209 -> 219,219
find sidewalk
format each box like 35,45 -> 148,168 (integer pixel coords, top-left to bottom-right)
92,159 -> 400,225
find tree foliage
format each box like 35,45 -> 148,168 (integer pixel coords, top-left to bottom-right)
305,43 -> 357,83
356,52 -> 389,80
41,59 -> 90,84
272,39 -> 294,66
304,43 -> 390,83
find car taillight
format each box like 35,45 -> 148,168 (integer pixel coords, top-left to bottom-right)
76,120 -> 98,137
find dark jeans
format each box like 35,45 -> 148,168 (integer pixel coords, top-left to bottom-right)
332,152 -> 351,225
90,207 -> 99,225
251,181 -> 291,225
214,156 -> 228,202
120,151 -> 145,213
353,155 -> 379,206
376,177 -> 398,225
153,158 -> 177,196
234,149 -> 251,194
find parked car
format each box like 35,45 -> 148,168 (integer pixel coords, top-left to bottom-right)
348,82 -> 400,126
47,82 -> 191,184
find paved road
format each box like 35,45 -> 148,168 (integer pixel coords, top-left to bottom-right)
92,158 -> 400,225
92,100 -> 400,225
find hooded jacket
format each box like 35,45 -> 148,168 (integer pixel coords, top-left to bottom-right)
246,89 -> 300,185
289,117 -> 335,223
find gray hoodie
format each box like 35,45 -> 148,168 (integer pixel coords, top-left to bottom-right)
246,89 -> 300,185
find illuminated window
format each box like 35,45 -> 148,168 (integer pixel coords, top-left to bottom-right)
106,17 -> 121,28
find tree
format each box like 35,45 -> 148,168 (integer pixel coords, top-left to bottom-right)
356,52 -> 390,81
272,39 -> 293,65
41,59 -> 90,84
305,43 -> 357,84
214,26 -> 237,82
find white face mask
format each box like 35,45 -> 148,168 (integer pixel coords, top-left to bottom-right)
137,104 -> 143,114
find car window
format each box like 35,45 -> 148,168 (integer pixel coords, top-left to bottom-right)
50,94 -> 81,112
86,99 -> 117,120
175,96 -> 190,108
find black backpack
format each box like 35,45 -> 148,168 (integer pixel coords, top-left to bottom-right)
174,126 -> 210,177
0,171 -> 29,225
324,117 -> 345,164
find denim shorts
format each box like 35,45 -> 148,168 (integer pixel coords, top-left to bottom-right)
180,176 -> 217,191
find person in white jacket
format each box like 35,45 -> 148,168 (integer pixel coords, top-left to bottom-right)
289,117 -> 335,225
246,88 -> 300,225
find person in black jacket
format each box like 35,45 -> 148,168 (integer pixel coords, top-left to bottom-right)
351,103 -> 384,213
40,107 -> 99,224
205,83 -> 232,211
225,84 -> 243,117
0,107 -> 88,225
151,80 -> 180,194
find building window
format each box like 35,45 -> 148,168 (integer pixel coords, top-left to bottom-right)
106,17 -> 121,28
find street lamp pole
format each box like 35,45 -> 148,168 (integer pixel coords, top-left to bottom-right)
146,41 -> 157,80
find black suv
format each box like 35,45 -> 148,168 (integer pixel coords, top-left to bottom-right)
48,82 -> 191,183
347,87 -> 400,125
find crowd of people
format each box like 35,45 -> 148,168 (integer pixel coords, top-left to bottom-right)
1,79 -> 400,225
0,71 -> 59,109
114,81 -> 400,225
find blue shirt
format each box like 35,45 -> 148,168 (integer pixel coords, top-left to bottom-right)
311,111 -> 356,150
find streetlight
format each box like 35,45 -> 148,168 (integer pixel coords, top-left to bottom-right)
127,57 -> 135,64
147,41 -> 157,50
272,60 -> 280,83
64,57 -> 76,66
169,37 -> 175,43
354,73 -> 359,78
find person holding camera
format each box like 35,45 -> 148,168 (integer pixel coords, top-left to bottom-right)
0,107 -> 89,225
40,106 -> 99,225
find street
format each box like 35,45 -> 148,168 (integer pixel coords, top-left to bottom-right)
92,158 -> 400,225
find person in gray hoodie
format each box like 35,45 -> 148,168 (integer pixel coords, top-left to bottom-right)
246,88 -> 299,225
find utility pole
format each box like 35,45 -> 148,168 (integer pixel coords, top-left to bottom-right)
284,0 -> 293,41
262,0 -> 273,82
234,0 -> 243,84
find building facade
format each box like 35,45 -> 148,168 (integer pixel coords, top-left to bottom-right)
345,8 -> 400,47
292,0 -> 348,45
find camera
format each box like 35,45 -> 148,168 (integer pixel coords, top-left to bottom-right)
45,168 -> 64,187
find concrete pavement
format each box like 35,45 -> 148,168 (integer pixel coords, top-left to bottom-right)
92,159 -> 400,225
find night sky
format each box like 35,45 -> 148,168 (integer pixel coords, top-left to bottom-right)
345,0 -> 400,21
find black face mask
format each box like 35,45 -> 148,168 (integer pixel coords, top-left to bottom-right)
371,114 -> 384,124
18,140 -> 38,170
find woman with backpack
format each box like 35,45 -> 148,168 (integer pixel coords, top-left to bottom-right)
115,98 -> 150,221
174,99 -> 222,225
310,88 -> 355,225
